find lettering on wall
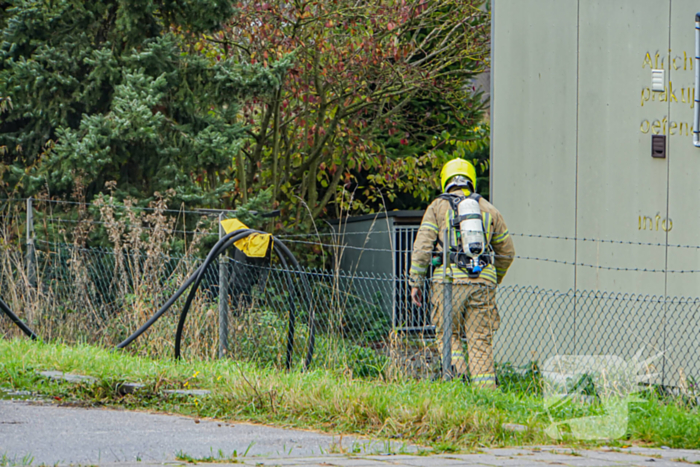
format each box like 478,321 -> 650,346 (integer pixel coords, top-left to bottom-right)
638,214 -> 673,232
642,51 -> 693,71
640,84 -> 694,108
640,50 -> 695,137
640,117 -> 691,136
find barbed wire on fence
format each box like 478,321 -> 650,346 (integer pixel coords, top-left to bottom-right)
283,230 -> 700,253
492,254 -> 700,274
0,197 -> 272,217
508,232 -> 700,250
33,218 -> 214,236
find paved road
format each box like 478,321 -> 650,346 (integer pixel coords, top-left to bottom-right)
1,400 -> 699,466
0,400 -> 402,464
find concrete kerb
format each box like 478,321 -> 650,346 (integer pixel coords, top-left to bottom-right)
37,371 -> 212,397
38,370 -> 97,384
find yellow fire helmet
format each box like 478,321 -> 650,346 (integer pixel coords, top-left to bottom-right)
440,158 -> 477,193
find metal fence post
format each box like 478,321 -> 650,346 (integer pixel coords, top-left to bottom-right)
26,198 -> 37,289
442,228 -> 453,381
218,213 -> 229,358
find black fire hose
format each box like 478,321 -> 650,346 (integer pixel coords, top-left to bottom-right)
115,263 -> 204,349
275,242 -> 298,370
116,228 -> 255,350
273,238 -> 316,369
1,228 -> 316,371
173,229 -> 315,370
174,229 -> 255,360
0,296 -> 37,340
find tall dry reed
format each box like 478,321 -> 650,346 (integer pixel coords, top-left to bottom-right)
0,189 -> 225,360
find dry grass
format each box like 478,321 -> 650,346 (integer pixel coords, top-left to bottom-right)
0,191 -> 224,360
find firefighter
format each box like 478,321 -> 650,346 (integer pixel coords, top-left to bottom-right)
409,158 -> 515,388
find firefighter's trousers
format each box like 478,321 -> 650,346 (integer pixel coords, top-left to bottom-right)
430,282 -> 500,388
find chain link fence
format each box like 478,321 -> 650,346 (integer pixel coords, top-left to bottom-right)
0,198 -> 698,393
1,240 -> 697,390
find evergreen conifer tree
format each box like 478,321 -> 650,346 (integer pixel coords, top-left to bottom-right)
0,0 -> 288,204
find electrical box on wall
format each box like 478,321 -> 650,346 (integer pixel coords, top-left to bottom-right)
652,134 -> 666,158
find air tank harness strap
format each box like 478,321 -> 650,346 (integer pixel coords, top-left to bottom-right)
440,193 -> 483,228
438,192 -> 482,210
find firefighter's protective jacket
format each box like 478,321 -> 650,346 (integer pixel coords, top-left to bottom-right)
409,188 -> 515,287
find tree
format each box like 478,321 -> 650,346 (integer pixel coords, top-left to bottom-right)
211,0 -> 490,225
0,0 -> 289,205
362,88 -> 490,211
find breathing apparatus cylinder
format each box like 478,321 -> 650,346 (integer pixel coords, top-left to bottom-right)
457,197 -> 485,257
456,197 -> 486,277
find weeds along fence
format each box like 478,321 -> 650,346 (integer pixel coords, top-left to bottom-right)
0,198 -> 699,392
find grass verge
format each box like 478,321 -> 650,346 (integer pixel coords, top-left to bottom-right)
1,339 -> 699,452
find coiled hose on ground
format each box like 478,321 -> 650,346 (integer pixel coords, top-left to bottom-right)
0,229 -> 316,370
0,295 -> 37,340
